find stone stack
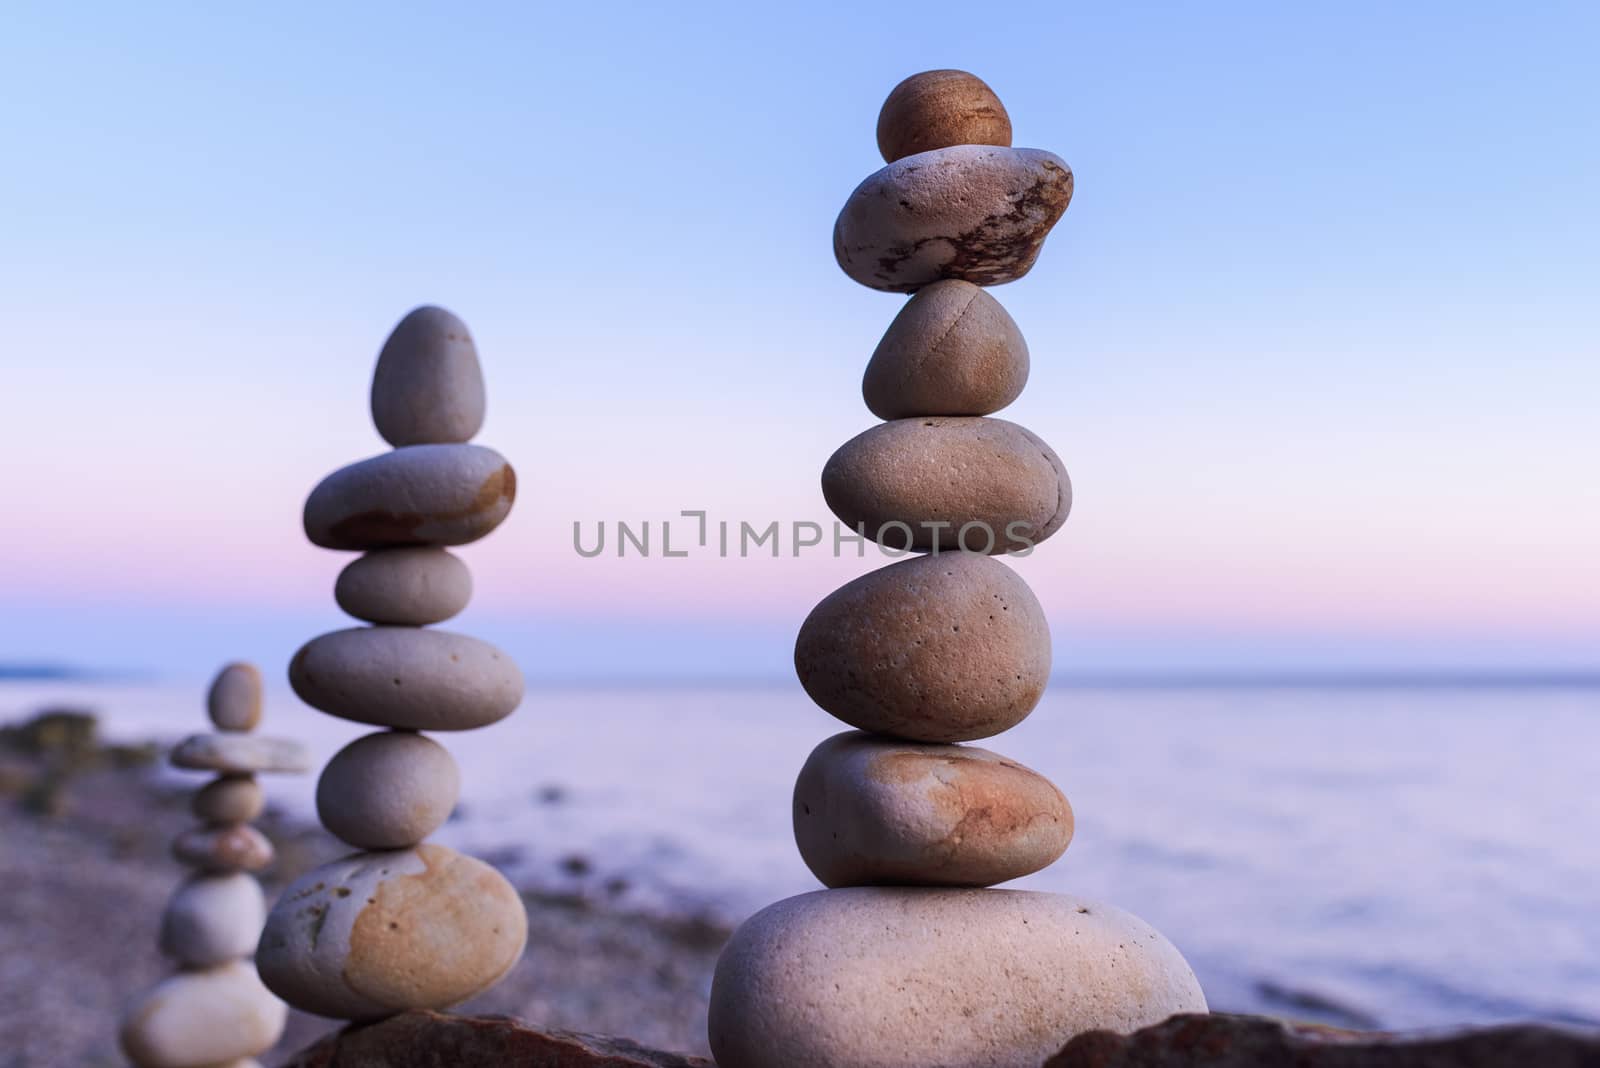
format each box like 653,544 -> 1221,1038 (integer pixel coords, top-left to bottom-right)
708,71 -> 1208,1067
257,306 -> 528,1019
119,662 -> 309,1068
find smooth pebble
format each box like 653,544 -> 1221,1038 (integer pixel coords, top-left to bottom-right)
206,662 -> 262,732
170,734 -> 311,776
334,547 -> 473,626
877,69 -> 1012,164
159,873 -> 266,968
172,823 -> 275,874
289,627 -> 523,731
302,444 -> 515,551
822,416 -> 1071,554
795,553 -> 1051,742
317,731 -> 461,849
257,843 -> 527,1019
191,775 -> 265,825
862,279 -> 1028,419
118,961 -> 286,1068
370,305 -> 486,447
794,731 -> 1072,887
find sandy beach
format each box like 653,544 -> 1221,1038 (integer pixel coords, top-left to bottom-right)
0,712 -> 723,1067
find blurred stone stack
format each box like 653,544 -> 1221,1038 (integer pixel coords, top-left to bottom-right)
708,71 -> 1207,1067
257,306 -> 528,1019
119,662 -> 308,1068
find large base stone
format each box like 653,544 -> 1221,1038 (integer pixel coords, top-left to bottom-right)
708,887 -> 1206,1068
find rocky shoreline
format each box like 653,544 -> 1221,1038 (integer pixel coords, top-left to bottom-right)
0,710 -> 723,1067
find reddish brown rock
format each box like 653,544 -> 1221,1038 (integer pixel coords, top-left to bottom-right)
303,444 -> 516,551
1045,1012 -> 1600,1067
877,69 -> 1012,164
282,1010 -> 714,1067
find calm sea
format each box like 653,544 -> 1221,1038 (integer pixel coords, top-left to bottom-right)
5,678 -> 1597,1031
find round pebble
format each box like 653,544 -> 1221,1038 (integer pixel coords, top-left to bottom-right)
302,444 -> 516,551
172,823 -> 274,873
708,888 -> 1206,1068
170,734 -> 311,775
159,872 -> 266,968
257,843 -> 527,1019
793,731 -> 1072,887
822,416 -> 1071,554
334,547 -> 473,626
834,145 -> 1073,292
370,305 -> 487,447
118,960 -> 286,1068
862,280 -> 1028,419
290,626 -> 523,731
190,774 -> 264,826
877,69 -> 1012,164
794,552 -> 1051,742
317,731 -> 461,849
206,662 -> 262,732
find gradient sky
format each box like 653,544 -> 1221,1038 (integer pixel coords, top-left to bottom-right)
2,1 -> 1596,680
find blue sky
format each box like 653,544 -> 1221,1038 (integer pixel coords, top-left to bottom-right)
1,1 -> 1596,680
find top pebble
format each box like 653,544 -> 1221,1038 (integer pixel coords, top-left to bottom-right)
370,305 -> 487,447
876,69 -> 1012,163
207,662 -> 262,732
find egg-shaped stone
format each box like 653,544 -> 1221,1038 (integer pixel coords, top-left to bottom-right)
206,662 -> 262,732
170,734 -> 312,775
795,552 -> 1051,742
370,305 -> 487,447
289,627 -> 523,731
172,823 -> 275,873
863,280 -> 1028,419
118,961 -> 286,1068
317,731 -> 461,849
191,774 -> 265,824
834,145 -> 1072,292
257,843 -> 527,1020
877,69 -> 1012,164
334,547 -> 473,626
159,872 -> 266,968
822,416 -> 1070,554
708,888 -> 1206,1068
302,444 -> 515,551
794,732 -> 1072,887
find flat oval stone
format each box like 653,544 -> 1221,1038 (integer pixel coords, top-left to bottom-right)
303,444 -> 516,551
207,662 -> 262,732
317,731 -> 461,849
289,627 -> 523,731
822,416 -> 1070,554
172,823 -> 274,873
171,734 -> 311,775
335,547 -> 473,626
159,872 -> 266,968
118,960 -> 286,1067
863,280 -> 1028,419
257,843 -> 527,1019
708,888 -> 1206,1068
795,552 -> 1050,742
834,145 -> 1072,292
877,69 -> 1012,164
371,305 -> 487,447
191,774 -> 264,824
794,732 -> 1072,887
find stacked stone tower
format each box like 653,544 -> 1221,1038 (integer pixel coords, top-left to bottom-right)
119,662 -> 309,1068
257,306 -> 528,1019
708,71 -> 1207,1066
